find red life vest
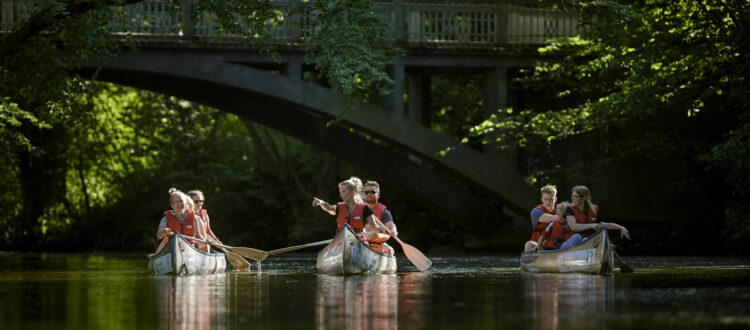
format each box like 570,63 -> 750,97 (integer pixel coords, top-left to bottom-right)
371,203 -> 387,220
368,203 -> 390,248
530,204 -> 557,242
564,204 -> 599,240
337,202 -> 367,233
200,209 -> 217,241
540,220 -> 565,250
164,210 -> 202,248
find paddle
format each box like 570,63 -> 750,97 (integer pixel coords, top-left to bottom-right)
610,243 -> 635,273
373,217 -> 432,271
179,234 -> 252,271
265,232 -> 372,255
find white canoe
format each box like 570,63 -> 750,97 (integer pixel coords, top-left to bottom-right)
317,224 -> 397,275
520,229 -> 614,274
148,234 -> 227,275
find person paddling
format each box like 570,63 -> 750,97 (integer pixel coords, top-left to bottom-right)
362,180 -> 397,255
188,190 -> 223,246
312,177 -> 389,249
156,188 -> 209,252
524,185 -> 559,252
535,203 -> 569,251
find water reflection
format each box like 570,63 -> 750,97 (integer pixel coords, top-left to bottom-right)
315,273 -> 431,330
157,274 -> 229,330
524,274 -> 614,329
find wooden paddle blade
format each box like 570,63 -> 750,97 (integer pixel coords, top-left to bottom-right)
614,251 -> 635,273
228,247 -> 269,261
401,242 -> 432,272
222,249 -> 252,271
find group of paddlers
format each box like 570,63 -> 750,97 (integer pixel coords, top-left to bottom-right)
153,177 -> 398,256
312,177 -> 398,255
525,185 -> 630,252
153,188 -> 221,253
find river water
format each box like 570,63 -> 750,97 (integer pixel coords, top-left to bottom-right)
0,253 -> 748,329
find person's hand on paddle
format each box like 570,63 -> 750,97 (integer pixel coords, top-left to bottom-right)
158,227 -> 174,238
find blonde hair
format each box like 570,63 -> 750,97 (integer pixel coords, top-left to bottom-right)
571,185 -> 596,215
541,184 -> 557,196
168,188 -> 193,211
339,176 -> 364,203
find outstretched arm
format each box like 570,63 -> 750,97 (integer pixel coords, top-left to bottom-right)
601,222 -> 630,239
566,215 -> 602,232
312,197 -> 337,216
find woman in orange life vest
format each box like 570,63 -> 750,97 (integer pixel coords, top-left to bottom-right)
188,190 -> 223,245
156,188 -> 210,252
559,185 -> 630,250
534,203 -> 569,251
363,180 -> 397,255
311,177 -> 391,253
524,185 -> 559,252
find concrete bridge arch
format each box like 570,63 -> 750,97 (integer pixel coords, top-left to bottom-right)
81,49 -> 539,238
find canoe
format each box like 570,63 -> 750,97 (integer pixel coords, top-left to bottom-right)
520,229 -> 614,274
317,224 -> 397,275
148,234 -> 227,275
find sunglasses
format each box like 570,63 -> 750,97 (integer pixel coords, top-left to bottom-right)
364,190 -> 377,195
193,200 -> 204,204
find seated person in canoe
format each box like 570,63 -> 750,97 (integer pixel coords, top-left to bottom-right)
312,176 -> 391,254
560,185 -> 630,250
363,180 -> 397,255
155,188 -> 210,252
188,189 -> 223,246
525,185 -> 559,252
534,202 -> 569,251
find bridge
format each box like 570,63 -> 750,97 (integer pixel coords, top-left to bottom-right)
2,0 -> 583,239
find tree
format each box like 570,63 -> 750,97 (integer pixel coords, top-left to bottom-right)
467,0 -> 750,250
0,0 -> 398,249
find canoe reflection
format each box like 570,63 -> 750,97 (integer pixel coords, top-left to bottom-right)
161,275 -> 228,330
316,273 -> 431,330
524,273 -> 614,330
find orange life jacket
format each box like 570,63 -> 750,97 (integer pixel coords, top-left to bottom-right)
200,209 -> 218,241
563,204 -> 598,240
530,204 -> 557,242
337,202 -> 367,238
164,210 -> 202,248
540,220 -> 565,250
368,203 -> 391,248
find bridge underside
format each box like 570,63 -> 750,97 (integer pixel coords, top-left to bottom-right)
80,51 -> 538,241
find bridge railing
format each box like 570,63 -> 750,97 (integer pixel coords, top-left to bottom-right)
1,0 -> 582,47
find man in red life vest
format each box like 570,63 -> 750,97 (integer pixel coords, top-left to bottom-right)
524,184 -> 558,251
536,203 -> 568,250
363,181 -> 397,255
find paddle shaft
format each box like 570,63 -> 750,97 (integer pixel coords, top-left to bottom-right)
267,232 -> 373,255
176,234 -> 251,271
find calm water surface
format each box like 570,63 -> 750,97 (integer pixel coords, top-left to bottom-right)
0,253 -> 749,329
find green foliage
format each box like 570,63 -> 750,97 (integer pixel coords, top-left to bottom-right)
0,0 -> 404,249
304,0 -> 400,100
466,0 -> 750,248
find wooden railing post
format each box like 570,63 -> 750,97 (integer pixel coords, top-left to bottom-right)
393,0 -> 405,43
496,3 -> 508,45
288,0 -> 300,42
181,0 -> 195,39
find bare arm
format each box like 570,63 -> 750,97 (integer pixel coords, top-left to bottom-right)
600,222 -> 631,239
538,213 -> 557,224
566,215 -> 601,232
312,197 -> 337,216
366,215 -> 392,242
